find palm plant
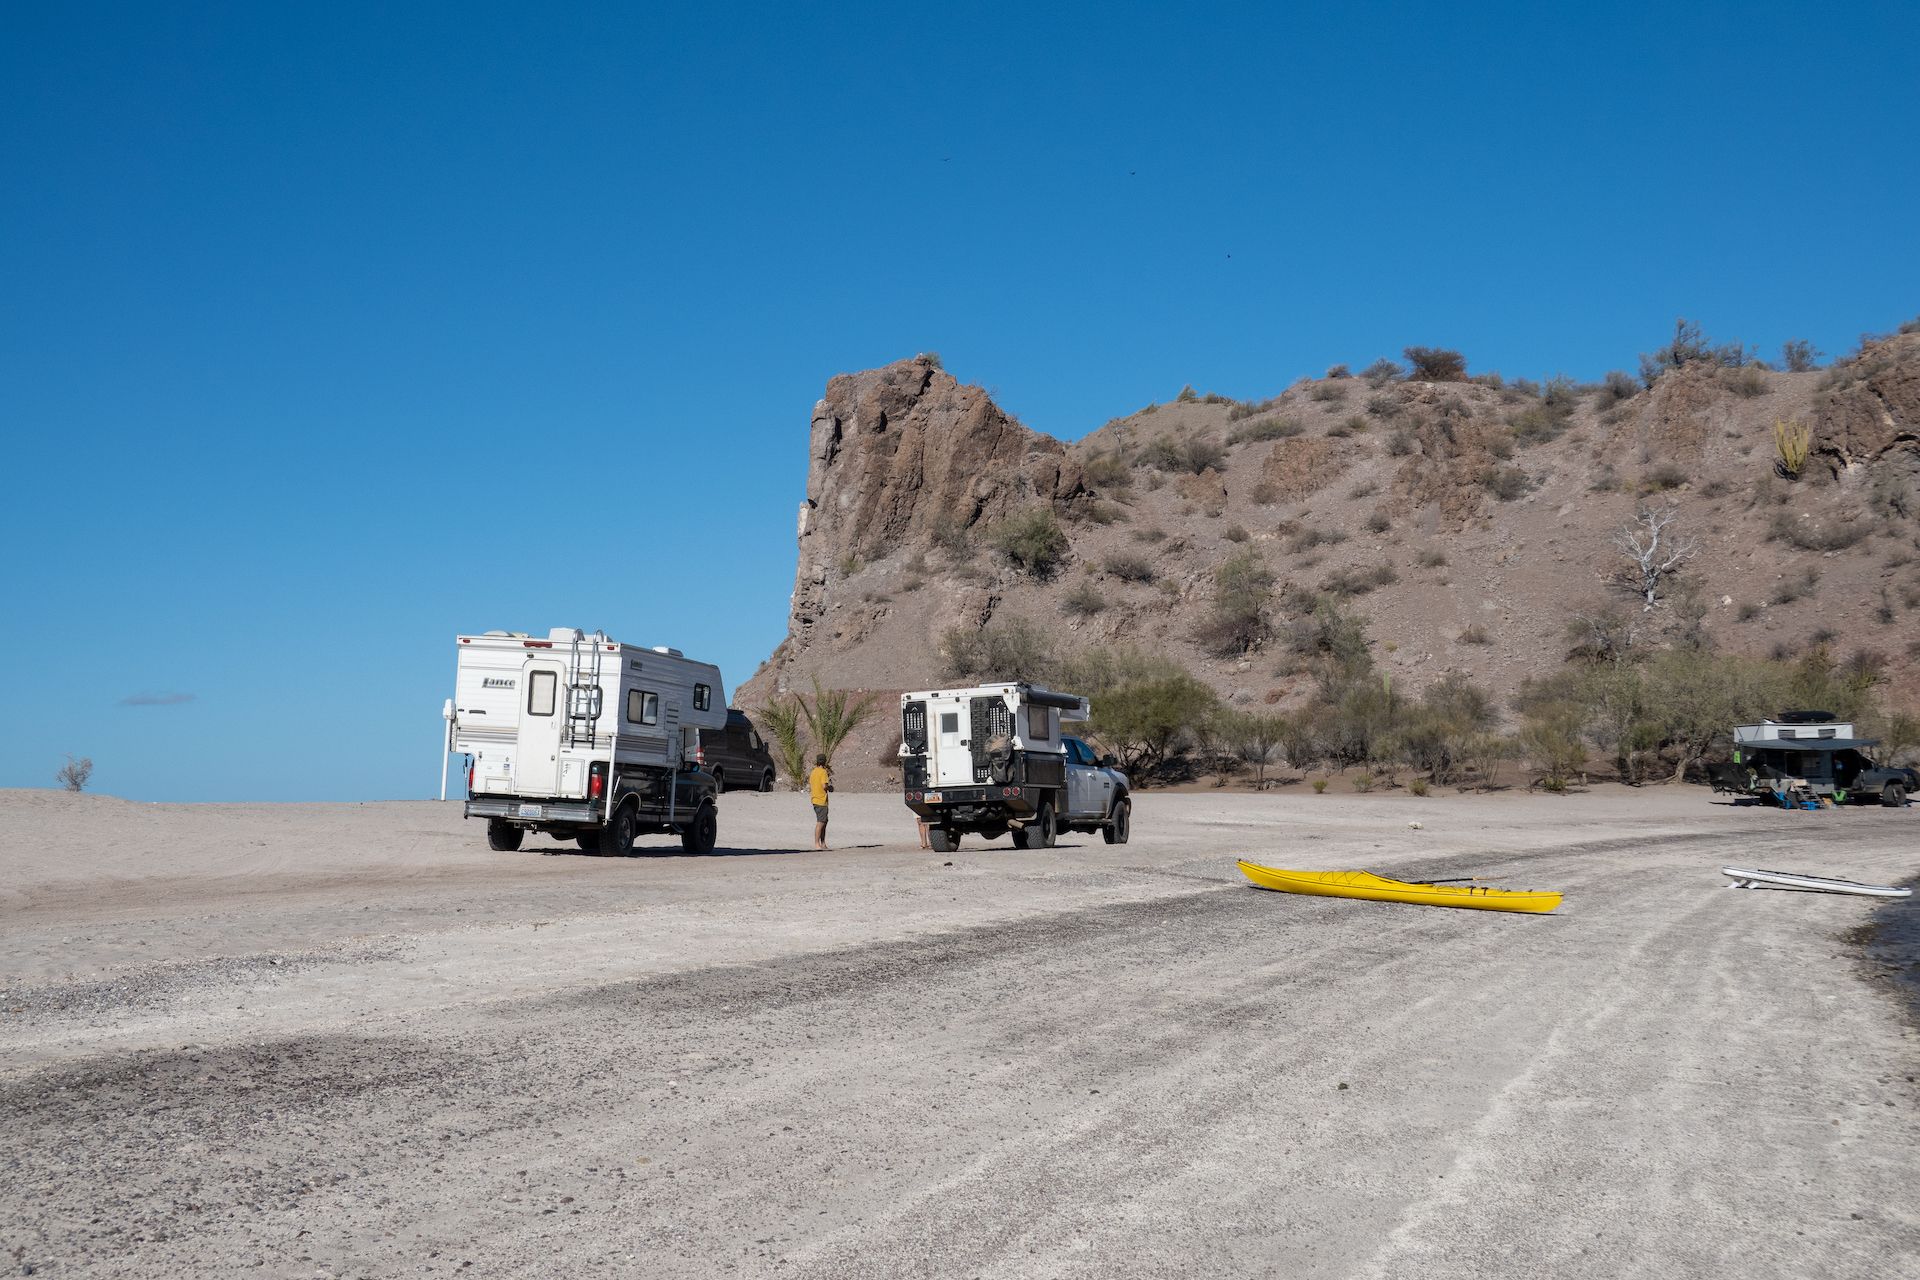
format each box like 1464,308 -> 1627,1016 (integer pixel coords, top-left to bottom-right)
755,697 -> 810,789
797,677 -> 881,768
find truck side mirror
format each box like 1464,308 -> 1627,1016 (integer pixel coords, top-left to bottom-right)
1101,754 -> 1119,768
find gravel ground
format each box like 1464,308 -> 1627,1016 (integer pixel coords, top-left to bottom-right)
1,785 -> 1916,1278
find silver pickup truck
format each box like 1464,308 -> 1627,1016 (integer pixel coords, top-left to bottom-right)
899,682 -> 1132,851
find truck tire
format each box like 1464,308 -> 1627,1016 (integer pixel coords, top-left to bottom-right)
710,768 -> 726,794
681,802 -> 718,854
1102,798 -> 1132,845
929,826 -> 958,853
1014,802 -> 1057,850
1886,783 -> 1908,808
575,831 -> 602,853
603,802 -> 636,856
759,769 -> 774,793
486,818 -> 523,852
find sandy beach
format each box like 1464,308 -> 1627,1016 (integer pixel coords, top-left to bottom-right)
2,785 -> 1916,1277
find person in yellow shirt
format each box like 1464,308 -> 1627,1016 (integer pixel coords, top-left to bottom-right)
808,753 -> 832,850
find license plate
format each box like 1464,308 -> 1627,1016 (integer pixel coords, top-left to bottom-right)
922,791 -> 942,804
517,803 -> 543,818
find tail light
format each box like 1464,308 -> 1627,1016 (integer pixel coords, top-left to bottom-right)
588,761 -> 606,799
466,760 -> 475,793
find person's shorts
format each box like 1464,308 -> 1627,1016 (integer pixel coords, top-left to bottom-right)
812,804 -> 829,822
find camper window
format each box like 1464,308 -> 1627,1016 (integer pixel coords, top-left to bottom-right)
1026,706 -> 1050,740
527,670 -> 558,717
627,690 -> 659,725
693,683 -> 711,711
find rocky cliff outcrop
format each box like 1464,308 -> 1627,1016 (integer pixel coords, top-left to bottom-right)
1814,332 -> 1920,474
783,355 -> 1089,659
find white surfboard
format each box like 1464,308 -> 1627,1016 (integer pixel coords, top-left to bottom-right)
1722,867 -> 1913,898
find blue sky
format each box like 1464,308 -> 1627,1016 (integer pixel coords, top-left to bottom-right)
2,1 -> 1915,800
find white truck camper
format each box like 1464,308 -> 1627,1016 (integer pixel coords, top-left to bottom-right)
901,682 -> 1131,852
451,628 -> 729,854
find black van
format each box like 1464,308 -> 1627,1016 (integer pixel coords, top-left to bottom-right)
700,709 -> 776,793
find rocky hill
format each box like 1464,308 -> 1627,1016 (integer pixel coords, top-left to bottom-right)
739,327 -> 1920,784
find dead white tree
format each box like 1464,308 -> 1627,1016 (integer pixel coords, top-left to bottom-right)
1613,507 -> 1697,608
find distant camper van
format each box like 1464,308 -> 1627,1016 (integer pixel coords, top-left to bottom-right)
698,709 -> 776,793
451,628 -> 729,854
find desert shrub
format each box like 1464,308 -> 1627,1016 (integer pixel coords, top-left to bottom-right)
1364,510 -> 1391,534
1408,778 -> 1430,796
1320,563 -> 1398,597
1768,512 -> 1868,552
991,508 -> 1069,578
1310,382 -> 1348,402
1773,418 -> 1811,479
56,755 -> 93,793
1141,435 -> 1228,474
1416,548 -> 1447,568
1197,551 -> 1277,656
1638,317 -> 1759,386
1385,428 -> 1416,457
1082,450 -> 1134,490
1594,369 -> 1639,408
1176,384 -> 1199,402
1248,482 -> 1279,505
1519,709 -> 1587,789
1721,365 -> 1769,398
1780,339 -> 1822,372
1771,572 -> 1817,605
1326,418 -> 1356,439
878,731 -> 905,773
1351,772 -> 1375,793
1104,551 -> 1156,582
1869,471 -> 1913,523
1224,523 -> 1249,542
1071,500 -> 1125,525
1227,417 -> 1303,445
1404,348 -> 1467,382
1064,581 -> 1107,617
1325,364 -> 1351,379
930,517 -> 970,558
1285,525 -> 1347,554
1285,596 -> 1375,687
1221,709 -> 1292,788
1361,358 -> 1404,386
1312,777 -> 1329,793
1639,462 -> 1689,492
940,618 -> 1056,683
1228,396 -> 1280,421
1509,402 -> 1570,446
1737,602 -> 1762,621
1086,669 -> 1219,775
1481,465 -> 1534,500
1459,622 -> 1491,644
1132,527 -> 1166,543
1365,393 -> 1403,419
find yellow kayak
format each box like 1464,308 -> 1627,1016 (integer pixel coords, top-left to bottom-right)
1236,862 -> 1562,914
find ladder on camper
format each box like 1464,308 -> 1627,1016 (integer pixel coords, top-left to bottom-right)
565,630 -> 607,749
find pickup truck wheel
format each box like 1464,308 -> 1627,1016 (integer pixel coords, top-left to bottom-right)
759,769 -> 774,793
603,803 -> 635,856
1102,798 -> 1132,845
486,818 -> 523,852
575,831 -> 602,854
929,826 -> 958,853
681,803 -> 718,854
1886,783 -> 1908,808
1032,801 -> 1057,849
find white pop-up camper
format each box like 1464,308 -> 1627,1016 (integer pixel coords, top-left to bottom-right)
450,628 -> 729,853
900,681 -> 1131,852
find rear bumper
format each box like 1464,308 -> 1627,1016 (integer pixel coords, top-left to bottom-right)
465,797 -> 601,825
905,785 -> 1042,822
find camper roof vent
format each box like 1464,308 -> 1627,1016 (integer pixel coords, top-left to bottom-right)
652,645 -> 683,657
1776,709 -> 1836,724
483,630 -> 511,637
